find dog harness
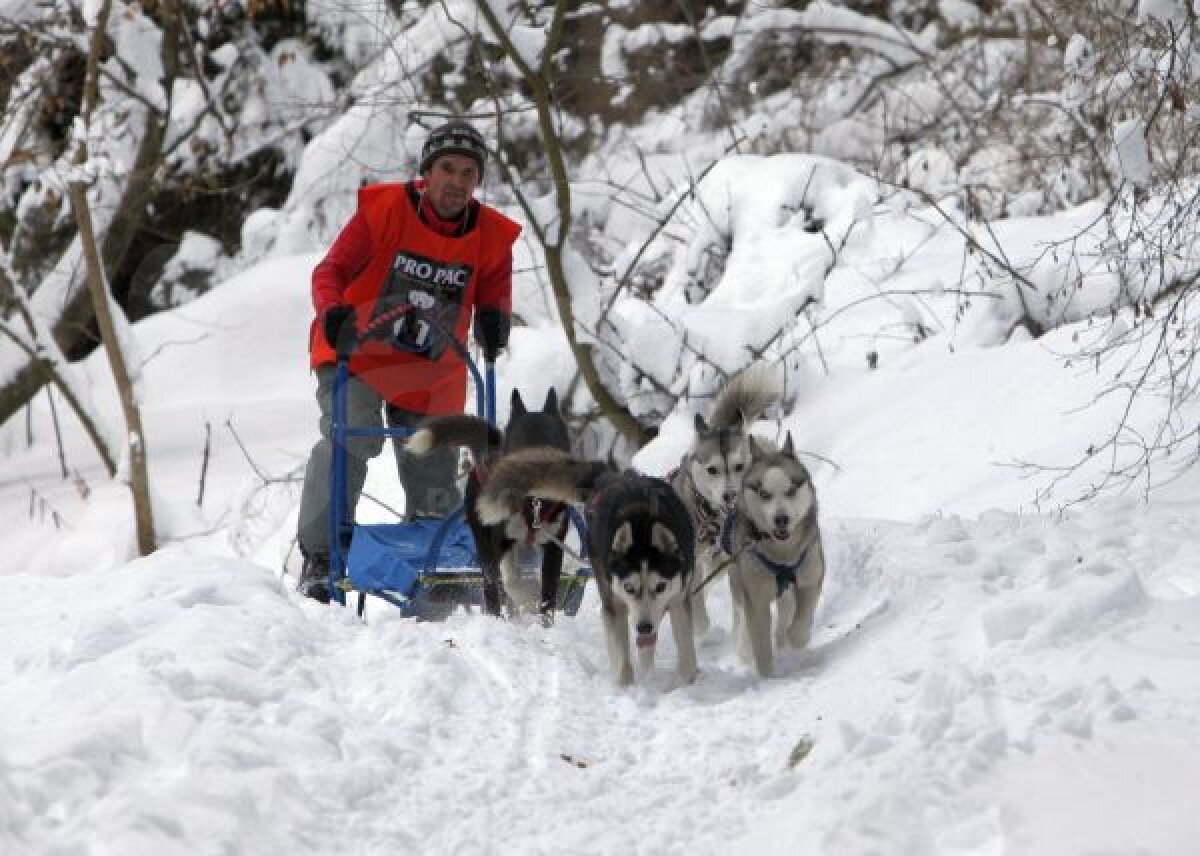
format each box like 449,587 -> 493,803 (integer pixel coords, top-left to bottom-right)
521,496 -> 567,544
720,510 -> 808,597
473,460 -> 565,546
668,466 -> 723,546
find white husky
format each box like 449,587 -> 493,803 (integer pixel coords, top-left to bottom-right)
725,434 -> 825,678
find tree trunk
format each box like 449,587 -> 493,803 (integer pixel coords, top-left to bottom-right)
68,179 -> 156,555
62,0 -> 157,556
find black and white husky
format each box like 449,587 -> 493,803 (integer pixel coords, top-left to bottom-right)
406,389 -> 571,619
725,434 -> 825,678
669,365 -> 781,633
476,448 -> 697,687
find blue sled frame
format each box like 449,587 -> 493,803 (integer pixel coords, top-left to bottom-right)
325,343 -> 591,620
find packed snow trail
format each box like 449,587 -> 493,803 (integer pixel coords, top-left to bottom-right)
1,499 -> 1198,855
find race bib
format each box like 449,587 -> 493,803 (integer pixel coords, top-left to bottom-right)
372,250 -> 473,359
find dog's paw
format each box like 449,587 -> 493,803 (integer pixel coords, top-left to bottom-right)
753,655 -> 774,679
788,633 -> 812,649
786,620 -> 814,649
735,628 -> 752,664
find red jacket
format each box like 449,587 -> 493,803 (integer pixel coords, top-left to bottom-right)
310,181 -> 520,413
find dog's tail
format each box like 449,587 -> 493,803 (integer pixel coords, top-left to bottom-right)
476,447 -> 608,525
708,363 -> 781,431
406,414 -> 502,464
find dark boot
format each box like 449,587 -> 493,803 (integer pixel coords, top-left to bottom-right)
297,553 -> 332,604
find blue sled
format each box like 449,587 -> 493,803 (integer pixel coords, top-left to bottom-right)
324,330 -> 591,620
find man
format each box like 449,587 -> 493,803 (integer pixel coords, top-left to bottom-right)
295,119 -> 520,602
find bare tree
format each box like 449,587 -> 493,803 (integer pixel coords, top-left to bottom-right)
66,0 -> 157,555
0,260 -> 118,477
0,1 -> 180,430
472,0 -> 653,448
771,0 -> 1200,504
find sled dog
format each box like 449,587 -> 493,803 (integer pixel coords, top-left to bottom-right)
477,448 -> 697,687
725,434 -> 825,678
406,389 -> 571,619
669,365 -> 781,633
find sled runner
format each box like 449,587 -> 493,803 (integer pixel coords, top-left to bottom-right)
324,312 -> 591,620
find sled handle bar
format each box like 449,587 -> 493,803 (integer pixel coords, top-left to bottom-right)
335,306 -> 494,424
327,310 -> 498,605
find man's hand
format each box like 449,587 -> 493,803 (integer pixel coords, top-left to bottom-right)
474,307 -> 510,362
323,305 -> 356,350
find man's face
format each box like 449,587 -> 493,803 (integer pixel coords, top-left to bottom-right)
423,153 -> 480,219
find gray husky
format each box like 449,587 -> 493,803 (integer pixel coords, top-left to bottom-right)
477,448 -> 697,687
669,365 -> 781,634
725,434 -> 825,678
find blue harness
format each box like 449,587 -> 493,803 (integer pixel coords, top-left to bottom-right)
720,510 -> 809,597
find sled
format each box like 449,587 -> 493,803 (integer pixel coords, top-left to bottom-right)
324,315 -> 591,620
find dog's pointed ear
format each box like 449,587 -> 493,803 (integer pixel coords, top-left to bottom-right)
651,522 -> 679,557
511,388 -> 526,417
542,387 -> 559,414
694,413 -> 709,434
782,432 -> 795,457
611,521 -> 634,554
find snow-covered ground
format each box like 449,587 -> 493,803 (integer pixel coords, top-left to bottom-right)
2,250 -> 1199,854
3,496 -> 1198,854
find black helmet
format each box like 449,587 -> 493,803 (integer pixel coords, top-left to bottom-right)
419,120 -> 487,177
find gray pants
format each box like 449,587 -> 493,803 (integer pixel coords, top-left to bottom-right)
296,365 -> 461,559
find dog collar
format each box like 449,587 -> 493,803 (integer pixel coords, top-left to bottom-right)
721,510 -> 807,596
690,487 -> 722,545
672,466 -> 722,544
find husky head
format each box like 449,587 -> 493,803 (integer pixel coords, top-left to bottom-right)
608,519 -> 689,650
740,434 -> 817,542
505,388 -> 569,453
686,411 -> 755,512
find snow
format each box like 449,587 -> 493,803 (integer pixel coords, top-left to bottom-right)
6,100 -> 1200,852
3,230 -> 1199,854
1064,33 -> 1097,78
3,4 -> 1200,854
508,24 -> 550,70
1138,0 -> 1189,29
104,1 -> 166,115
1112,118 -> 1152,188
798,2 -> 936,67
306,0 -> 398,67
937,0 -> 983,30
0,57 -> 49,172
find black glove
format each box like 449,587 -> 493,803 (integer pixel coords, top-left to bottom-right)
474,307 -> 510,362
323,305 -> 356,351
